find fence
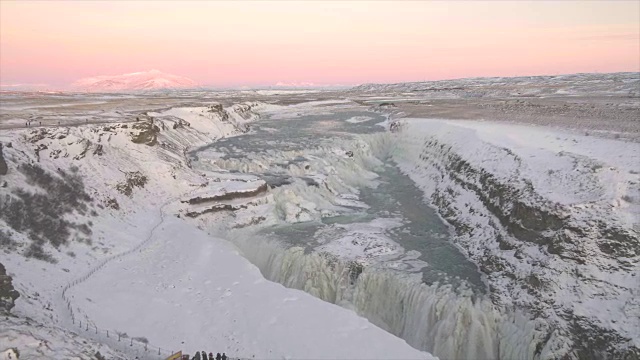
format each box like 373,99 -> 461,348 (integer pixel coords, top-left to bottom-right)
59,199 -> 179,359
58,188 -> 249,360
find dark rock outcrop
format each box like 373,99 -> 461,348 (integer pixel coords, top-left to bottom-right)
207,104 -> 229,121
93,144 -> 104,156
105,197 -> 120,210
130,119 -> 160,146
0,262 -> 20,313
0,143 -> 7,175
183,183 -> 268,205
185,203 -> 247,218
116,171 -> 148,197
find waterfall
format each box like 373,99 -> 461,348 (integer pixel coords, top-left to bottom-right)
229,235 -> 566,360
195,125 -> 573,359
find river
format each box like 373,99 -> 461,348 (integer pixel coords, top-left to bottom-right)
188,102 -> 545,360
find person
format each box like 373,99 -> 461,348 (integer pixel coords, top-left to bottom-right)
201,351 -> 207,360
208,353 -> 214,360
221,353 -> 227,360
216,353 -> 222,360
193,352 -> 201,360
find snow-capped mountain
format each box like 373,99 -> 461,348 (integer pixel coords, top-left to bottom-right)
71,69 -> 198,92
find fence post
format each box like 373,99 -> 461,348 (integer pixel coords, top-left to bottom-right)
86,323 -> 89,331
118,333 -> 121,342
79,320 -> 82,328
145,343 -> 148,351
130,338 -> 133,346
107,330 -> 109,338
158,347 -> 161,355
95,325 -> 98,334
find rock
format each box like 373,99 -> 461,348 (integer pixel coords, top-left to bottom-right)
72,140 -> 91,160
390,121 -> 405,133
0,143 -> 7,175
207,104 -> 230,121
184,183 -> 268,205
172,118 -> 191,130
207,104 -> 224,113
0,262 -> 20,313
115,171 -> 148,196
26,128 -> 51,143
93,144 -> 104,156
129,120 -> 160,146
185,203 -> 247,218
105,197 -> 120,210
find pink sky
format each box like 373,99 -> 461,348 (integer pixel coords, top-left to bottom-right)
1,1 -> 638,88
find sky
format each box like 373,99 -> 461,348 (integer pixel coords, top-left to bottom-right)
1,1 -> 639,88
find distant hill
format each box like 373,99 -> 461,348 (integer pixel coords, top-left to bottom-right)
71,69 -> 197,92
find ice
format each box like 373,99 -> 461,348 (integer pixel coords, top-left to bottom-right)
346,116 -> 374,124
314,218 -> 405,263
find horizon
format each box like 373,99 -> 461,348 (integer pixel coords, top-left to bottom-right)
1,1 -> 639,89
1,69 -> 639,93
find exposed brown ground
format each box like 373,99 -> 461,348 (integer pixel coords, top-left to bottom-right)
355,96 -> 639,141
0,91 -> 343,130
2,88 -> 638,142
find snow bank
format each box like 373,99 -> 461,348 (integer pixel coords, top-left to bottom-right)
1,316 -> 126,359
66,215 -> 433,359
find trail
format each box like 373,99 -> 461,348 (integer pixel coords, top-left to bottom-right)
56,194 -> 189,359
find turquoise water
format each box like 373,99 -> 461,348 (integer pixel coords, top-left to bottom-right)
191,105 -> 485,292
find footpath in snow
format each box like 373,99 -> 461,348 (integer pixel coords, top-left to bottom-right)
64,214 -> 433,359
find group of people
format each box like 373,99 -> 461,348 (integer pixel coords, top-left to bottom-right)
190,351 -> 228,360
